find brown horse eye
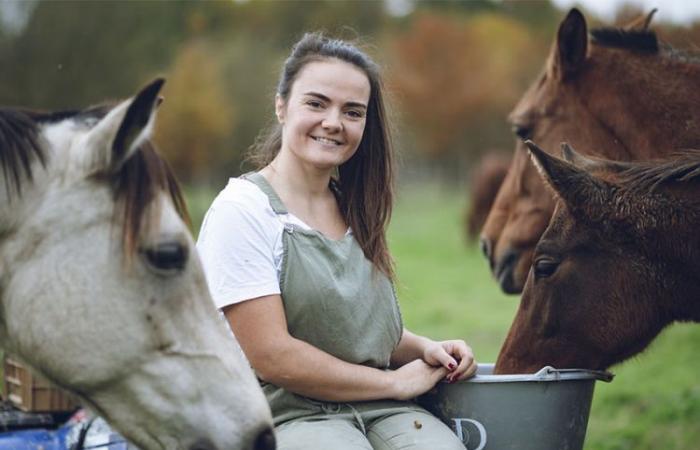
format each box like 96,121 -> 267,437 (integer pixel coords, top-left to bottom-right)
533,257 -> 559,279
512,124 -> 533,140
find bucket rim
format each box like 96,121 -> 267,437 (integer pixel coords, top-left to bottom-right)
450,363 -> 614,384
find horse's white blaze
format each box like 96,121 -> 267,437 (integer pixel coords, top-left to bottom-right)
0,82 -> 273,450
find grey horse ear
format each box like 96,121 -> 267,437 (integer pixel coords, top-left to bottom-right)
526,140 -> 613,218
83,78 -> 165,174
552,8 -> 588,80
111,78 -> 164,168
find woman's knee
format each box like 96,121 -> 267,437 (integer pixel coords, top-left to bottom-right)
366,411 -> 466,450
276,419 -> 373,450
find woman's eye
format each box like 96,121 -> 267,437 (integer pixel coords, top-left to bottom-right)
533,256 -> 559,279
512,124 -> 533,140
142,242 -> 188,274
306,100 -> 323,108
346,110 -> 364,119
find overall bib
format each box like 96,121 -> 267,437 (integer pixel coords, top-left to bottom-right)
244,173 -> 465,450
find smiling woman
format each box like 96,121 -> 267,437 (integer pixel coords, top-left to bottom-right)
196,32 -> 477,450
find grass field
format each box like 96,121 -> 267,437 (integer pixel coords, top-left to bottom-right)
189,181 -> 700,450
387,184 -> 700,450
2,181 -> 696,449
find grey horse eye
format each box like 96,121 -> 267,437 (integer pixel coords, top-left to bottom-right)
142,242 -> 188,272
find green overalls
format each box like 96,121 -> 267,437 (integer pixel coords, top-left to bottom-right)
244,173 -> 465,450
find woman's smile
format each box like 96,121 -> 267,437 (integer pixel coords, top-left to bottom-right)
311,135 -> 344,146
276,59 -> 370,170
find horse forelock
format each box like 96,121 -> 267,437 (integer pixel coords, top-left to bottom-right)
109,140 -> 190,260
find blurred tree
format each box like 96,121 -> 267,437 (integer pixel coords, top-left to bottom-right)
0,0 -> 195,108
389,11 -> 542,171
154,39 -> 235,184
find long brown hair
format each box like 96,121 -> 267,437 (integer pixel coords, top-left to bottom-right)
248,32 -> 395,279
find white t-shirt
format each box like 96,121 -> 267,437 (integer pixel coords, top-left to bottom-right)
196,177 -> 323,309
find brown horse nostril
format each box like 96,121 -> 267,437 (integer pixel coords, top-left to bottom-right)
494,247 -> 521,295
254,426 -> 276,450
479,236 -> 493,263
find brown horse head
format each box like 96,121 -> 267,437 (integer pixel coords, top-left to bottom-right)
480,8 -> 700,294
495,141 -> 700,373
465,153 -> 511,241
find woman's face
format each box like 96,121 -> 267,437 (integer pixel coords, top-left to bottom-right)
277,58 -> 371,171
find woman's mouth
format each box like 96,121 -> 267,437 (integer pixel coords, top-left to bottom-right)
312,136 -> 342,146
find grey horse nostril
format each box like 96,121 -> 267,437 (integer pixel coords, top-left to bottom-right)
254,426 -> 276,450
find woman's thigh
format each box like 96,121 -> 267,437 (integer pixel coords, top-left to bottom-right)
366,410 -> 466,450
276,418 -> 373,450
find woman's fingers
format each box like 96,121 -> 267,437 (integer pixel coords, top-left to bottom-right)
454,359 -> 478,382
443,341 -> 476,382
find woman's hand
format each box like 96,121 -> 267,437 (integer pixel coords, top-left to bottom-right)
389,359 -> 449,400
423,339 -> 477,383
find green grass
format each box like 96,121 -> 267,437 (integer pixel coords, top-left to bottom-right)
187,182 -> 700,450
389,184 -> 700,450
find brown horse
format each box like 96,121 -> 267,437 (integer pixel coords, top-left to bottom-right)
480,8 -> 700,294
495,141 -> 700,373
464,153 -> 511,241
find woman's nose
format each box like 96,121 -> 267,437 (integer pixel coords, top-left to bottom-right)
322,110 -> 342,131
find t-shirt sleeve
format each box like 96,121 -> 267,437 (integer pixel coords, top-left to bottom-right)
196,187 -> 281,309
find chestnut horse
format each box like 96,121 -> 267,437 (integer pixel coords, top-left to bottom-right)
496,141 -> 700,373
464,153 -> 511,241
480,8 -> 700,294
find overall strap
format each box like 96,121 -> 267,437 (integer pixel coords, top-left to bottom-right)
242,172 -> 288,215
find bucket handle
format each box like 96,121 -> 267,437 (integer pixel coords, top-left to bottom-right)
534,366 -> 614,382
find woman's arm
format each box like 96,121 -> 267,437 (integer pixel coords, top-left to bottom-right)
391,329 -> 478,383
224,295 -> 449,402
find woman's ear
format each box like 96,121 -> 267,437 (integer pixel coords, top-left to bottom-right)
275,94 -> 286,124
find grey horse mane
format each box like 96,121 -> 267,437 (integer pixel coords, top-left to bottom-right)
0,107 -> 190,256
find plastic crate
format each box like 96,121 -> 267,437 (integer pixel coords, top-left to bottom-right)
3,357 -> 79,413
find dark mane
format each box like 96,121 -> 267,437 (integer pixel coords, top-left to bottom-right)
111,141 -> 191,258
591,27 -> 700,64
0,109 -> 46,197
591,27 -> 659,53
2,107 -> 189,258
619,150 -> 700,192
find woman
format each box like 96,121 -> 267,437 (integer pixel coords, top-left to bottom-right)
197,32 -> 476,449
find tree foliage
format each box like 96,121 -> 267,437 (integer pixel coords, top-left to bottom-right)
389,11 -> 542,161
154,39 -> 234,183
1,0 -> 698,184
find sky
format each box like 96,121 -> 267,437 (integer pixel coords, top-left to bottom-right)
550,0 -> 700,25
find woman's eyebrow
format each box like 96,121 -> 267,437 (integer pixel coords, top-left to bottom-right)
304,91 -> 367,110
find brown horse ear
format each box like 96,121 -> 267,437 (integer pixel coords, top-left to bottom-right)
561,142 -> 633,173
623,8 -> 657,31
552,8 -> 588,80
526,140 -> 613,217
560,142 -> 595,167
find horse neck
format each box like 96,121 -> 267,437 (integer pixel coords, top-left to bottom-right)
580,46 -> 700,158
649,194 -> 700,322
